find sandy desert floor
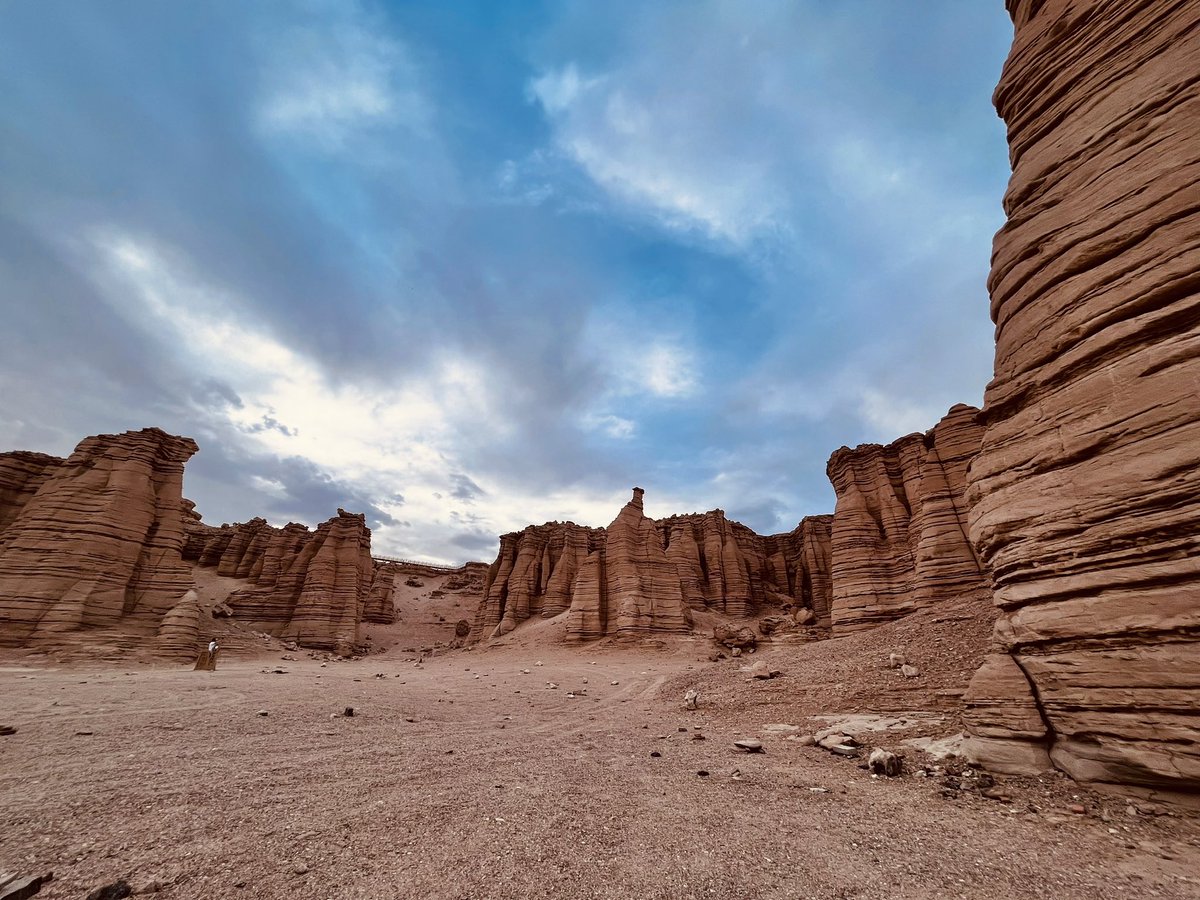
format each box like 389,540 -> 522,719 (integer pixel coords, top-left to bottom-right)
2,608 -> 1199,900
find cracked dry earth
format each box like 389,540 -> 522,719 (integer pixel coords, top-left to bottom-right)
1,644 -> 1198,900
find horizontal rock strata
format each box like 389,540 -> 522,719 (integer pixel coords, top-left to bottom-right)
964,0 -> 1200,799
475,489 -> 834,641
189,510 -> 374,654
0,428 -> 199,650
828,404 -> 988,633
0,451 -> 62,534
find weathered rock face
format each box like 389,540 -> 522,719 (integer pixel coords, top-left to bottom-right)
475,522 -> 603,637
191,510 -> 375,654
590,487 -> 691,639
475,489 -> 835,641
0,428 -> 198,648
827,404 -> 988,633
364,563 -> 398,624
0,451 -> 63,534
964,1 -> 1200,799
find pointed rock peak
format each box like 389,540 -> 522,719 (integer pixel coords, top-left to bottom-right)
630,487 -> 645,510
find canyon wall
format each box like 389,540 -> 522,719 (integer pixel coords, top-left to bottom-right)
475,406 -> 986,643
963,0 -> 1200,799
829,404 -> 988,633
187,510 -> 375,654
474,490 -> 836,641
0,428 -> 199,651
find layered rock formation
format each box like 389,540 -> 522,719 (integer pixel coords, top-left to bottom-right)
364,563 -> 398,624
828,404 -> 988,633
964,0 -> 1200,799
0,451 -> 62,534
187,510 -> 375,654
475,489 -> 835,641
574,488 -> 692,640
0,428 -> 199,649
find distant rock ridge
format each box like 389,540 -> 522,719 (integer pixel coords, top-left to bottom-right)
962,0 -> 1200,801
0,428 -> 200,653
474,406 -> 985,643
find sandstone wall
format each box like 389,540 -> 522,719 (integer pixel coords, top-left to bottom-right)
474,490 -> 835,641
963,0 -> 1200,799
828,405 -> 988,633
0,428 -> 199,648
0,451 -> 63,534
189,510 -> 375,654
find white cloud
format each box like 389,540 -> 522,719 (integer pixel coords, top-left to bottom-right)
857,387 -> 943,440
257,18 -> 429,151
530,62 -> 782,247
581,413 -> 636,439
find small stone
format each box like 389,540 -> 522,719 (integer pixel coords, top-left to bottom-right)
697,770 -> 710,777
610,681 -> 619,686
133,875 -> 164,894
691,733 -> 705,741
650,751 -> 661,758
257,710 -> 269,717
817,733 -> 853,750
293,863 -> 309,875
0,725 -> 16,736
888,652 -> 906,669
900,664 -> 920,678
343,707 -> 355,717
683,688 -> 700,710
405,717 -> 416,723
828,744 -> 860,758
730,647 -> 742,658
733,739 -> 764,753
867,748 -> 902,777
1068,804 -> 1086,815
86,881 -> 132,900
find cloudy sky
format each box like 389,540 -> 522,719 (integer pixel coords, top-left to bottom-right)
0,1 -> 1013,563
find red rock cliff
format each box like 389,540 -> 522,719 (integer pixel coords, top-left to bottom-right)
474,490 -> 834,641
963,0 -> 1200,799
189,511 -> 375,654
827,405 -> 988,633
0,428 -> 198,649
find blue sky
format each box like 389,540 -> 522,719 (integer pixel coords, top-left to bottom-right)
0,1 -> 1013,563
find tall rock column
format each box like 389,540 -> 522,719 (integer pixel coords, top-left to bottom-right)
964,1 -> 1200,797
591,488 -> 691,639
0,428 -> 199,645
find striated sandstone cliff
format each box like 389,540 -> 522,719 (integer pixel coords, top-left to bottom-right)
0,451 -> 63,534
963,0 -> 1200,799
475,489 -> 835,641
188,510 -> 375,654
578,487 -> 692,640
828,404 -> 988,633
0,428 -> 199,649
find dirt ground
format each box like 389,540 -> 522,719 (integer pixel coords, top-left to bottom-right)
2,610 -> 1199,900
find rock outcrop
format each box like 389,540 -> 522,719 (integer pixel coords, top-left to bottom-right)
963,0 -> 1200,800
0,428 -> 199,649
364,564 -> 398,624
189,510 -> 375,655
827,404 -> 988,633
475,489 -> 835,641
578,487 -> 692,640
0,451 -> 62,534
